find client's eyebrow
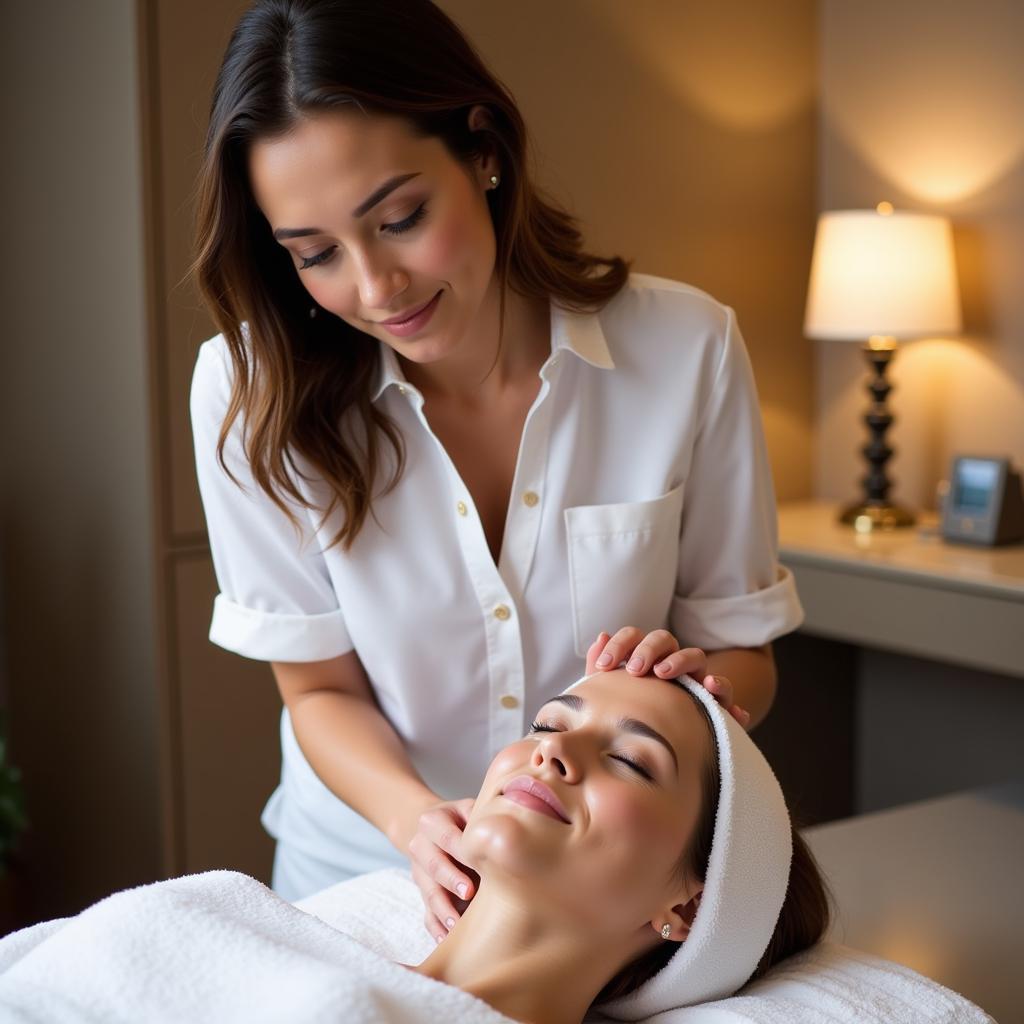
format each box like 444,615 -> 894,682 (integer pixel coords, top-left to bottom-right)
542,694 -> 678,773
271,172 -> 422,241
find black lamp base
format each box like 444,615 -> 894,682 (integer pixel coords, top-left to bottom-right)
838,501 -> 916,530
839,336 -> 917,532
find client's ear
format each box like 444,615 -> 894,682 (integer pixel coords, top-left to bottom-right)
654,891 -> 702,942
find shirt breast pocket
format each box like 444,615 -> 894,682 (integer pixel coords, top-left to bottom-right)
563,483 -> 685,658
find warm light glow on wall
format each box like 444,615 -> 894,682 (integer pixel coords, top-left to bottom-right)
875,929 -> 949,987
823,8 -> 1024,203
593,2 -> 814,131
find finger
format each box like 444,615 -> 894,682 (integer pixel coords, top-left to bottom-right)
426,884 -> 462,932
731,705 -> 752,729
416,810 -> 475,897
586,631 -> 610,675
424,909 -> 447,944
412,864 -> 450,943
412,862 -> 461,937
409,831 -> 474,901
624,629 -> 680,674
445,798 -> 477,843
653,647 -> 708,679
452,797 -> 476,825
702,673 -> 734,708
594,626 -> 644,670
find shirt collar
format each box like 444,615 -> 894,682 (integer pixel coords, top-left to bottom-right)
370,295 -> 615,402
371,343 -> 409,402
549,299 -> 616,370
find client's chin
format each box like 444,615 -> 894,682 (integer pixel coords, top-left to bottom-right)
460,799 -> 568,879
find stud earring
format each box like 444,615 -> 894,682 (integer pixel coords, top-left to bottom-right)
661,924 -> 672,940
489,174 -> 499,188
309,306 -> 317,319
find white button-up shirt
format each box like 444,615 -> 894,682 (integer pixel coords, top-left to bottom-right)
190,272 -> 804,874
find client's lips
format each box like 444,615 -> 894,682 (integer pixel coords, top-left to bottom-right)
501,776 -> 571,824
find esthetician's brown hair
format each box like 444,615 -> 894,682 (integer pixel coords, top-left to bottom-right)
192,0 -> 631,549
594,687 -> 832,1005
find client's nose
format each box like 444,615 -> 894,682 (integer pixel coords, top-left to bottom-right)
534,749 -> 567,776
532,735 -> 579,781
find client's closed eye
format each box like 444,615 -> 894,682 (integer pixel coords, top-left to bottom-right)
609,753 -> 653,780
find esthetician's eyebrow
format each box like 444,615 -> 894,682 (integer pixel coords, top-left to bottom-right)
271,172 -> 422,240
541,694 -> 679,774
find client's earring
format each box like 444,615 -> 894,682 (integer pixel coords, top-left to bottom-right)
489,174 -> 499,188
661,924 -> 672,940
309,306 -> 317,319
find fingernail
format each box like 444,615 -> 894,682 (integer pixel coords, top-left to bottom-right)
627,656 -> 643,672
436,933 -> 445,944
446,917 -> 456,929
596,652 -> 612,667
654,660 -> 670,675
457,883 -> 468,898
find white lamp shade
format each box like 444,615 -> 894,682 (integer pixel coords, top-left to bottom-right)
804,209 -> 962,340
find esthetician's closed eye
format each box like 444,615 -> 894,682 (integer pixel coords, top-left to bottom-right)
527,721 -> 656,781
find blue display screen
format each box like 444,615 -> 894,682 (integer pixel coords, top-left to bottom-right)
954,459 -> 999,511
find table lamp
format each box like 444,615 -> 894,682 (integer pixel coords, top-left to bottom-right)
804,204 -> 962,530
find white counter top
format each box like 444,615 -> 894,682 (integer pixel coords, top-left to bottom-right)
779,501 -> 1024,601
777,501 -> 1024,677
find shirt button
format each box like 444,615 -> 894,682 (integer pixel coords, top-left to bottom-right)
456,501 -> 468,516
493,604 -> 511,621
522,491 -> 539,507
500,695 -> 519,709
398,385 -> 407,395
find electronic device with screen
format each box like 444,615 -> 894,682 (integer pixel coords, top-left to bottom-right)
941,456 -> 1024,546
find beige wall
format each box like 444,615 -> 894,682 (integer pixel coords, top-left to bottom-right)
438,0 -> 818,502
0,1 -> 159,920
817,1 -> 1024,817
816,0 -> 1024,509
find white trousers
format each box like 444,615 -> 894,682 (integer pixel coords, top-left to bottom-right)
270,840 -> 362,903
265,710 -> 411,902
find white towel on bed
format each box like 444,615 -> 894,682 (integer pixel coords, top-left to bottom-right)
299,869 -> 995,1024
0,870 -> 514,1024
0,867 -> 994,1023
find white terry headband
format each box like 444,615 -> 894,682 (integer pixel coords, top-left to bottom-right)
560,672 -> 792,1016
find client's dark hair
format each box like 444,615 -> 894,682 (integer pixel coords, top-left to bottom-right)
594,685 -> 832,1004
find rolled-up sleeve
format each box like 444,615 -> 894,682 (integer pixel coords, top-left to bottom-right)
190,338 -> 355,662
669,307 -> 804,650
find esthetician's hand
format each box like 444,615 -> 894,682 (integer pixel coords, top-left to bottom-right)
587,627 -> 752,730
408,797 -> 479,945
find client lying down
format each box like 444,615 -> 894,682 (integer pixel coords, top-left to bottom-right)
0,670 -> 828,1023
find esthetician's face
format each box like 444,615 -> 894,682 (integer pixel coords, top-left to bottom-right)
247,107 -> 499,366
462,670 -> 712,937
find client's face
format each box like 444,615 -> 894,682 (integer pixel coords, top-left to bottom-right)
462,670 -> 711,937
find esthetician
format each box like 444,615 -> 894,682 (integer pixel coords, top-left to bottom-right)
189,0 -> 804,942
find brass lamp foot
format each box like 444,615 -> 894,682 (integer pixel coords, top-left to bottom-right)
838,501 -> 916,530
